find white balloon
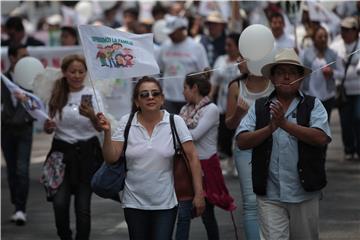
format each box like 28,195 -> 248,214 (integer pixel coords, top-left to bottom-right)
152,20 -> 169,44
238,24 -> 275,61
247,49 -> 277,76
75,1 -> 93,24
14,57 -> 44,90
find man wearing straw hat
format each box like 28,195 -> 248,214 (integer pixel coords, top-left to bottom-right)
236,48 -> 331,239
200,11 -> 227,67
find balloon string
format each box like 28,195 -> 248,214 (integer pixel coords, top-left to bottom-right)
155,59 -> 247,80
275,48 -> 360,87
157,48 -> 360,85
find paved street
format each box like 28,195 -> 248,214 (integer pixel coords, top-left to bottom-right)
1,110 -> 360,240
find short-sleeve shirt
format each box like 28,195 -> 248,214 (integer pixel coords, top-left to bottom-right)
112,110 -> 192,209
236,93 -> 332,203
157,37 -> 209,102
53,86 -> 104,144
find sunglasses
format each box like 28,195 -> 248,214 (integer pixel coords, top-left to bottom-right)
139,90 -> 162,99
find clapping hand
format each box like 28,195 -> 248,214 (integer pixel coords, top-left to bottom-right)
269,100 -> 285,130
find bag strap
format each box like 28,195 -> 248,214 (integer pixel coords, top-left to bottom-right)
341,39 -> 359,86
169,114 -> 191,169
170,114 -> 177,151
121,112 -> 135,170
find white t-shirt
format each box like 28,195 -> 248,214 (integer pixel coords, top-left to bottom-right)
157,37 -> 209,102
238,79 -> 274,107
330,38 -> 360,96
53,86 -> 104,144
304,55 -> 344,101
210,55 -> 241,113
112,110 -> 192,210
275,33 -> 295,50
186,103 -> 219,160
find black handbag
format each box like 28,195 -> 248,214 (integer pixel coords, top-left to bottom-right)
91,112 -> 134,201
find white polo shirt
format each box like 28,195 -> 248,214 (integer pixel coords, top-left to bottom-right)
112,110 -> 192,210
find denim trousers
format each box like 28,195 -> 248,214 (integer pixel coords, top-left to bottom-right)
175,199 -> 219,240
124,207 -> 178,240
234,147 -> 260,240
52,175 -> 92,240
1,125 -> 32,212
339,95 -> 360,155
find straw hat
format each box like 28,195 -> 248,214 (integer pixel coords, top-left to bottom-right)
206,11 -> 226,24
341,17 -> 359,30
261,48 -> 312,78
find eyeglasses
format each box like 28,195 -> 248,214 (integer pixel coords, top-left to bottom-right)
341,27 -> 356,32
273,68 -> 299,78
138,90 -> 162,99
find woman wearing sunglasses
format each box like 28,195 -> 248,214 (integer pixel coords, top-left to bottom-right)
176,70 -> 236,240
96,76 -> 205,240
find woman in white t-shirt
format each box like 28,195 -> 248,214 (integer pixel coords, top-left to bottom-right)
226,54 -> 274,240
43,54 -> 104,240
97,77 -> 205,240
176,71 -> 236,240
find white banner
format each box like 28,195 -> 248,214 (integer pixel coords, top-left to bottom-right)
1,46 -> 83,72
78,24 -> 159,80
1,45 -> 132,121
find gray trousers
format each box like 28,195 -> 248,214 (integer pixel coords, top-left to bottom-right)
257,196 -> 319,240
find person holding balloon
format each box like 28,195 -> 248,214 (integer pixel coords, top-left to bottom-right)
1,44 -> 35,226
226,56 -> 273,240
225,25 -> 274,240
43,54 -> 104,240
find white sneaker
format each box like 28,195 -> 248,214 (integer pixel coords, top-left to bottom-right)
13,211 -> 27,226
345,154 -> 354,161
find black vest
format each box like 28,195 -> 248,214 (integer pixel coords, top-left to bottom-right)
252,93 -> 327,196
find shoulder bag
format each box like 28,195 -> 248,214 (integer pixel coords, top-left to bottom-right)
91,112 -> 135,201
335,40 -> 358,108
170,114 -> 194,201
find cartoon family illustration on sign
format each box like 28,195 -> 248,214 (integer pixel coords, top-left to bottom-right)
96,43 -> 135,68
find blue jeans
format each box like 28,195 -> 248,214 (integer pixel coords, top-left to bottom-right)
124,207 -> 177,240
234,147 -> 260,240
339,95 -> 360,156
52,174 -> 92,240
1,125 -> 32,212
175,199 -> 219,240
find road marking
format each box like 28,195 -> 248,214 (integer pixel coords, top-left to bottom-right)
104,220 -> 128,234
